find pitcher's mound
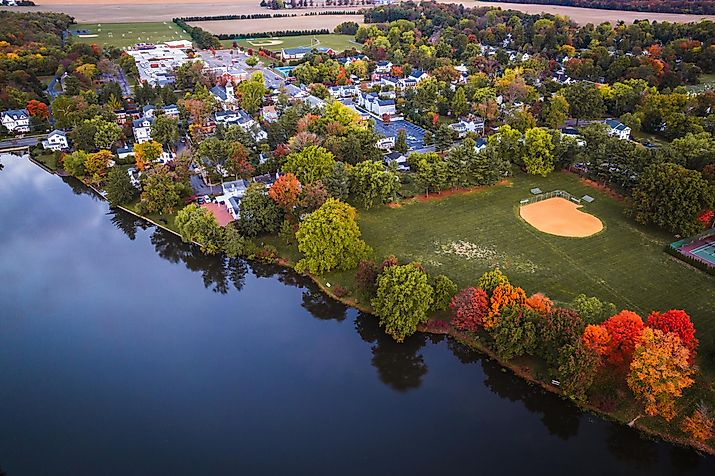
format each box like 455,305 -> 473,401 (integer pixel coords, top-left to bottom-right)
520,197 -> 603,238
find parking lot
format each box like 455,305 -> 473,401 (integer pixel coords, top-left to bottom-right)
373,119 -> 426,150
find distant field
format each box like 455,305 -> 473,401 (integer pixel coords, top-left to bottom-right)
220,34 -> 359,52
688,73 -> 715,93
71,22 -> 190,49
189,15 -> 364,35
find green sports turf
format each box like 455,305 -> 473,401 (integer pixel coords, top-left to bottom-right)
72,22 -> 191,49
355,171 -> 715,372
221,34 -> 360,53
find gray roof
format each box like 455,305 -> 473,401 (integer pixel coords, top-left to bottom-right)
210,85 -> 228,101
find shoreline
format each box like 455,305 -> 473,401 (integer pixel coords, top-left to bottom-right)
16,153 -> 714,456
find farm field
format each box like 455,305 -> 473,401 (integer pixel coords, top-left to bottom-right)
350,172 -> 715,371
71,22 -> 190,49
221,34 -> 360,53
188,15 -> 364,35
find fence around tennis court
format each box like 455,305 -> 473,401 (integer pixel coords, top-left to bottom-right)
519,190 -> 582,206
666,227 -> 715,276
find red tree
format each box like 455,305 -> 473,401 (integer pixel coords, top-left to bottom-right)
601,310 -> 644,366
450,287 -> 489,332
274,143 -> 290,158
268,173 -> 301,213
26,100 -> 49,120
646,309 -> 699,362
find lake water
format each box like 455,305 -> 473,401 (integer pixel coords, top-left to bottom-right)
1,155 -> 714,475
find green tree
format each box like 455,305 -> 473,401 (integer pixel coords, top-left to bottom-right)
104,166 -> 138,205
62,150 -> 88,177
431,274 -> 458,312
491,306 -> 539,360
139,167 -> 185,215
477,268 -> 509,294
570,294 -> 616,325
451,86 -> 468,117
175,204 -> 225,254
349,160 -> 399,209
325,161 -> 350,201
435,124 -> 454,151
630,162 -> 714,236
394,128 -> 408,154
295,198 -> 371,274
238,182 -> 282,237
415,156 -> 449,194
151,115 -> 179,148
372,263 -> 434,342
91,118 -> 122,150
523,127 -> 555,176
541,94 -> 569,129
283,146 -> 336,184
563,82 -> 605,125
238,73 -> 267,114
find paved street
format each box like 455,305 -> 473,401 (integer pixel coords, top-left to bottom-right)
0,135 -> 44,151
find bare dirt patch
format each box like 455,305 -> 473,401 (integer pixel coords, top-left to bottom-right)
520,197 -> 603,238
189,15 -> 364,35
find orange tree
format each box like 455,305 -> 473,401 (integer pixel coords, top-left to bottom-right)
484,283 -> 527,330
681,403 -> 714,443
646,309 -> 699,362
268,173 -> 302,215
601,310 -> 644,366
627,328 -> 694,421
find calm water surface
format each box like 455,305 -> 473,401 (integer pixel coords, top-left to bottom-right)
0,155 -> 714,475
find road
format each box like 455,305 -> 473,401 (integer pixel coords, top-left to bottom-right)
0,135 -> 44,152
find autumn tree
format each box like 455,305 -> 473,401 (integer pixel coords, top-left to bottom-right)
646,310 -> 699,362
372,263 -> 434,342
84,150 -> 113,183
627,328 -> 695,421
681,403 -> 714,443
133,140 -> 163,170
26,99 -> 49,120
601,310 -> 644,366
483,283 -> 527,330
295,198 -> 371,274
300,180 -> 329,212
268,173 -> 302,215
582,324 -> 611,358
355,259 -> 379,296
525,293 -> 553,315
450,287 -> 490,332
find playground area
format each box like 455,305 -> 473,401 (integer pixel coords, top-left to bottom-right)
519,191 -> 603,238
222,34 -> 359,53
71,22 -> 190,49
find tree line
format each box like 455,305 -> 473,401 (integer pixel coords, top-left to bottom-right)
484,0 -> 715,15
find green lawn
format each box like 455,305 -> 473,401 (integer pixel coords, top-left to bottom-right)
221,34 -> 359,53
688,73 -> 715,93
350,172 -> 715,371
72,22 -> 190,49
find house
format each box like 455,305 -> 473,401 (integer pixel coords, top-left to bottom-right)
303,95 -> 326,110
408,69 -> 428,83
215,179 -> 249,219
384,151 -> 409,171
127,167 -> 141,188
448,118 -> 485,138
357,92 -> 397,118
42,130 -> 69,151
210,81 -> 237,108
132,117 -> 154,143
605,118 -> 631,140
474,138 -> 488,153
261,105 -> 279,123
253,172 -> 279,187
375,60 -> 393,74
214,110 -> 241,125
117,145 -> 134,160
157,147 -> 176,164
280,46 -> 334,61
1,109 -> 30,133
328,84 -> 360,99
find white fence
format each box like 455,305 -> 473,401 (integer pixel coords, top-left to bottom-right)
520,190 -> 581,206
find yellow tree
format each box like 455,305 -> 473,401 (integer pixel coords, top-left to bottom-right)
627,328 -> 695,421
84,150 -> 113,184
681,403 -> 714,443
133,141 -> 163,170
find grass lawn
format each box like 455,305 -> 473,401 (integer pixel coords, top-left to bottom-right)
220,34 -> 359,53
71,22 -> 190,49
32,152 -> 59,172
344,171 -> 715,372
688,73 -> 715,93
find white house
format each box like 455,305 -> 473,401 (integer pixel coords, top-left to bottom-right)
384,151 -> 409,171
261,105 -> 279,123
41,130 -> 69,151
132,117 -> 154,144
210,82 -> 237,109
605,118 -> 631,140
449,118 -> 485,138
1,109 -> 30,133
375,60 -> 393,74
328,84 -> 360,99
215,179 -> 249,219
357,92 -> 396,118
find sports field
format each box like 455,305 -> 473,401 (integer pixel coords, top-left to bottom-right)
220,34 -> 360,53
71,22 -> 190,49
351,172 -> 715,370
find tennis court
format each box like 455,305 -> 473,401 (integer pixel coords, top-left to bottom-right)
690,241 -> 715,265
